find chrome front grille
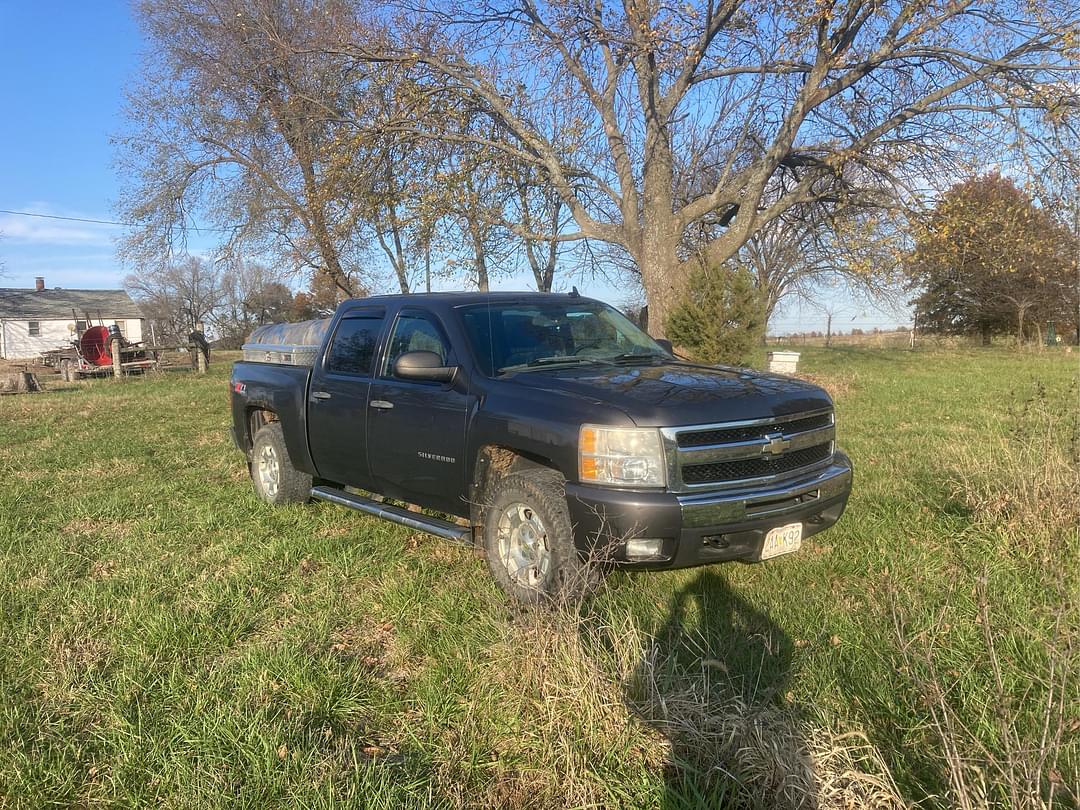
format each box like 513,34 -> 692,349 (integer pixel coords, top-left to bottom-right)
662,409 -> 835,491
676,412 -> 833,448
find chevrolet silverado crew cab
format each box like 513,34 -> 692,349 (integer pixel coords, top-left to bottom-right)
230,291 -> 852,603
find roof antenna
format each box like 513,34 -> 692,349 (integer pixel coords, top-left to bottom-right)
569,286 -> 580,298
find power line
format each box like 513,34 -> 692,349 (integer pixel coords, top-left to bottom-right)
0,208 -> 130,227
0,208 -> 229,233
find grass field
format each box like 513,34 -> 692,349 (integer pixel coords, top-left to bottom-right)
1,347 -> 1076,808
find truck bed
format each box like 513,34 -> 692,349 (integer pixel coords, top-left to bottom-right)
230,360 -> 315,476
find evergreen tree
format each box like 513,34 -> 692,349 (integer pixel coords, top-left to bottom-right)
666,265 -> 765,366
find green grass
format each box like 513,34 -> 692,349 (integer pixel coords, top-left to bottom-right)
1,347 -> 1076,808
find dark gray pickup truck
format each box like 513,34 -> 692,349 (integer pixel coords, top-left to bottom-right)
230,291 -> 852,603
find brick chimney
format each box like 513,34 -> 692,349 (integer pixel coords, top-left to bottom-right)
34,277 -> 45,292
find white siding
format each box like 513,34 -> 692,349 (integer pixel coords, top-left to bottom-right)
0,317 -> 145,360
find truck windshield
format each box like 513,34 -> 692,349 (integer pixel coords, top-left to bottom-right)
458,300 -> 666,376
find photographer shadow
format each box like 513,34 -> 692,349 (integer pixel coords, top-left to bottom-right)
629,569 -> 815,809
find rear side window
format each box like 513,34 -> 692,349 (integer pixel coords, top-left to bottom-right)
383,311 -> 450,375
326,315 -> 384,376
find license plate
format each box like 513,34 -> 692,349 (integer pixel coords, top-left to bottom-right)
760,522 -> 803,560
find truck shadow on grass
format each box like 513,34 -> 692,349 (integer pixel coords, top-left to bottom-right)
620,570 -> 815,810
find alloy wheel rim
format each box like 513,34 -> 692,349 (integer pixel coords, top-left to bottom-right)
496,501 -> 551,588
257,444 -> 280,498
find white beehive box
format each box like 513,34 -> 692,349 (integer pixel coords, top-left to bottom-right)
767,351 -> 801,374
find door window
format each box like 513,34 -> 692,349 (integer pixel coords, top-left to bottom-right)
383,312 -> 450,376
326,315 -> 385,376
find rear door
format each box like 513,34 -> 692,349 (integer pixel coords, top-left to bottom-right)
367,307 -> 471,514
307,308 -> 387,488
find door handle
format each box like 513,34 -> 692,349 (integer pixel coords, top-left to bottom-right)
311,391 -> 332,401
370,400 -> 394,410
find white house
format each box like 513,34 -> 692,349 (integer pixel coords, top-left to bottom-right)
0,277 -> 145,360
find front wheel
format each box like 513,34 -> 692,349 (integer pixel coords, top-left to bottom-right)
250,422 -> 311,505
481,468 -> 600,604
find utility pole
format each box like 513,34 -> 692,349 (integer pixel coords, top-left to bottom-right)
825,312 -> 833,347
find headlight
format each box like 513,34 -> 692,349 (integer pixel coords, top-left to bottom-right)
579,425 -> 667,488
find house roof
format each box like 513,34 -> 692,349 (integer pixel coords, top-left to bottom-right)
0,288 -> 144,320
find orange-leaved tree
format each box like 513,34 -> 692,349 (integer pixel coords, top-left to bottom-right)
907,174 -> 1077,344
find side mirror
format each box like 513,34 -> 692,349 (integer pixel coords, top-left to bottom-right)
655,338 -> 674,356
393,350 -> 457,383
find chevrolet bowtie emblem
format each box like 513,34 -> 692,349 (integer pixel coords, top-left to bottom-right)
763,433 -> 791,456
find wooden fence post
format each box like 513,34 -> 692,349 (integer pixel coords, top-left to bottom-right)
197,345 -> 207,374
112,339 -> 122,379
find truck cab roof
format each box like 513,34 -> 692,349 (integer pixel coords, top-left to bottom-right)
341,290 -> 592,308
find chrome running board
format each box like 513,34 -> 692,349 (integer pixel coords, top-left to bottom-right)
310,485 -> 471,542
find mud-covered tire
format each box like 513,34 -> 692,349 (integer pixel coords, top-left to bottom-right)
250,422 -> 311,505
481,468 -> 599,604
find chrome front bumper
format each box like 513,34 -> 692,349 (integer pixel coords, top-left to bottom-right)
678,452 -> 853,529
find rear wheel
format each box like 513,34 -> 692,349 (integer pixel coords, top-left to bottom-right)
250,422 -> 311,505
481,468 -> 599,604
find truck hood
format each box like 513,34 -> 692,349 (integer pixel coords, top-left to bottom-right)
503,361 -> 832,426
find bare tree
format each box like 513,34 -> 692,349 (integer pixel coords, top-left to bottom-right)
511,166 -> 570,292
215,261 -> 295,344
741,197 -> 908,328
125,255 -> 226,342
116,0 -> 380,296
344,0 -> 1079,335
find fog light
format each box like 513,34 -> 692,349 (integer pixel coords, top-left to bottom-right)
625,538 -> 664,560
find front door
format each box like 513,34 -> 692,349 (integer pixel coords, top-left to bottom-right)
367,308 -> 471,515
307,308 -> 387,488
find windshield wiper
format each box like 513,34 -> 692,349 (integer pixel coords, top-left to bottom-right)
497,356 -> 611,374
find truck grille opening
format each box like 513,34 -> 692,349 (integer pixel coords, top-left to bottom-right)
681,443 -> 832,486
677,412 -> 832,448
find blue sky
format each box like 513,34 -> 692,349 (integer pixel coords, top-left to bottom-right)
0,2 -> 905,333
0,1 -> 145,289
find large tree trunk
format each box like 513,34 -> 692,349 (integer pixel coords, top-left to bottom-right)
634,105 -> 686,339
636,246 -> 684,339
634,199 -> 685,339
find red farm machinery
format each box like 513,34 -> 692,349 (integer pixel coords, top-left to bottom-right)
40,313 -> 157,381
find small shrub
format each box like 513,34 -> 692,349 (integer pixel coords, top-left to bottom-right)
666,263 -> 766,366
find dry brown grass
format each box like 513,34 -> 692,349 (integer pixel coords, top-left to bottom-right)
451,604 -> 908,810
796,371 -> 858,400
951,380 -> 1079,561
